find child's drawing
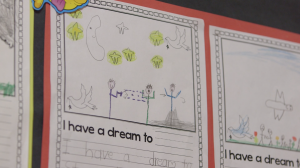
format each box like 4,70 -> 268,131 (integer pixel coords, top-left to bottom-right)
142,84 -> 155,124
122,48 -> 136,62
86,16 -> 105,61
108,79 -> 123,118
107,50 -> 122,65
151,56 -> 163,69
69,10 -> 83,19
67,22 -> 83,41
116,22 -> 128,35
149,31 -> 164,46
165,27 -> 190,51
163,84 -> 181,112
0,0 -> 14,47
218,37 -> 300,151
67,84 -> 97,110
228,116 -> 253,139
64,7 -> 195,131
265,90 -> 293,120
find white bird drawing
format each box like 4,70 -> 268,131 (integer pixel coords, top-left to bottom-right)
165,27 -> 190,51
67,84 -> 97,110
265,90 -> 293,120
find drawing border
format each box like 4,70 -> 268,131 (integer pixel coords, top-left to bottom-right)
213,29 -> 300,168
0,0 -> 16,97
15,0 -> 24,167
55,1 -> 203,167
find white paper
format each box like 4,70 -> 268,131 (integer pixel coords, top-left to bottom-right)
210,26 -> 300,168
48,1 -> 208,167
0,1 -> 31,168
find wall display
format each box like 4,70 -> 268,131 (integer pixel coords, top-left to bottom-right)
46,0 -> 208,167
0,1 -> 33,168
210,26 -> 300,168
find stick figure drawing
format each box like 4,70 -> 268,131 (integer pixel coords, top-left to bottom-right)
142,84 -> 155,124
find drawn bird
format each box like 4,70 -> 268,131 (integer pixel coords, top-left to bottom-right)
165,27 -> 190,51
265,90 -> 293,120
67,84 -> 97,110
228,116 -> 254,139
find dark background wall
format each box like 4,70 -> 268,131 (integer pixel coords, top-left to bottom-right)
32,1 -> 300,168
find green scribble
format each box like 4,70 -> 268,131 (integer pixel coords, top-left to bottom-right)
122,48 -> 136,62
149,31 -> 164,46
151,55 -> 163,69
0,83 -> 15,97
66,22 -> 84,41
227,139 -> 300,152
254,137 -> 258,144
68,10 -> 83,19
107,50 -> 122,65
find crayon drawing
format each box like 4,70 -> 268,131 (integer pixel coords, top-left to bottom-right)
220,38 -> 300,151
63,6 -> 196,131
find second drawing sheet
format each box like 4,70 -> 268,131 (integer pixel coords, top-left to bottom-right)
210,26 -> 300,168
48,1 -> 208,168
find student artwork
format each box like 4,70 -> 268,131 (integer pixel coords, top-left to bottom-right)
149,31 -> 164,46
32,0 -> 89,14
86,16 -> 105,61
67,84 -> 97,110
108,79 -> 122,119
165,27 -> 190,51
62,4 -> 198,132
0,0 -> 14,47
142,84 -> 155,124
228,116 -> 253,139
66,22 -> 84,41
265,90 -> 293,120
116,22 -> 128,35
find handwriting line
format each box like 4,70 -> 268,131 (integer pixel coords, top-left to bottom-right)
155,144 -> 193,151
63,138 -> 193,158
155,131 -> 193,137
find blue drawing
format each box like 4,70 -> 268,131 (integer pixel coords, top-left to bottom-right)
164,84 -> 181,112
228,116 -> 254,139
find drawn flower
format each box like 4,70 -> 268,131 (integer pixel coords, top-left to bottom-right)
276,136 -> 279,141
254,131 -> 257,137
66,22 -> 84,41
122,48 -> 136,62
68,10 -> 83,19
149,31 -> 164,46
151,55 -> 163,69
107,50 -> 122,65
293,137 -> 297,142
108,79 -> 115,90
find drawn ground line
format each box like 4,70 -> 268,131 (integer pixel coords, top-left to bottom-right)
62,138 -> 193,158
155,137 -> 193,144
62,145 -> 189,164
155,144 -> 193,151
155,131 -> 193,137
62,160 -> 123,168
